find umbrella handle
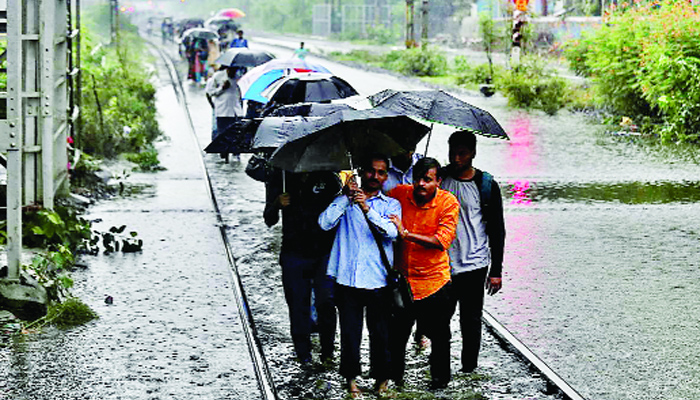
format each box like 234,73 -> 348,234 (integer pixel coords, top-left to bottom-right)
424,123 -> 433,156
282,170 -> 286,193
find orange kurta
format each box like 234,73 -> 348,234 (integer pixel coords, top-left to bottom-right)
389,185 -> 459,300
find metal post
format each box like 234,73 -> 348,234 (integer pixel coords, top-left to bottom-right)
41,0 -> 57,208
5,0 -> 22,281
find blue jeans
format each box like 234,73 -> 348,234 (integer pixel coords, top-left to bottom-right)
280,252 -> 336,362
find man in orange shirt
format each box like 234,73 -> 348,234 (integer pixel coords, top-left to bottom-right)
388,157 -> 459,390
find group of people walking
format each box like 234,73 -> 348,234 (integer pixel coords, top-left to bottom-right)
264,129 -> 506,395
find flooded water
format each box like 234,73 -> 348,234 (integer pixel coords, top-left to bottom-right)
206,43 -> 700,400
2,36 -> 698,400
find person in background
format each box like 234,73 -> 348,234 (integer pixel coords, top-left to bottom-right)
230,29 -> 248,48
264,170 -> 341,366
206,39 -> 221,80
205,66 -> 243,160
387,157 -> 459,390
383,147 -> 423,193
441,130 -> 506,373
294,42 -> 309,60
318,155 -> 400,397
194,38 -> 209,85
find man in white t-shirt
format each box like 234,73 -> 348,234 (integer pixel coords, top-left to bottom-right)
441,130 -> 506,373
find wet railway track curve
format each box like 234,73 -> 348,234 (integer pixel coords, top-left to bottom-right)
149,41 -> 278,400
148,39 -> 586,400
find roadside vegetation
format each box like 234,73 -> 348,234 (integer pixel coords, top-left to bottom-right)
1,5 -> 154,331
563,0 -> 700,144
326,0 -> 700,145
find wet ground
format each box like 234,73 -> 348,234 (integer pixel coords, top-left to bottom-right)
2,31 -> 700,400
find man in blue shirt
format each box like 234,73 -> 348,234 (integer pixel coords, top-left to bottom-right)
229,29 -> 248,48
319,155 -> 401,397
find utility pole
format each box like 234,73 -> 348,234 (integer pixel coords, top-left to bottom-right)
405,0 -> 416,48
420,0 -> 428,49
511,0 -> 529,65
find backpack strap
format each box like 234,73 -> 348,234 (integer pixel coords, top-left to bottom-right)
474,169 -> 493,223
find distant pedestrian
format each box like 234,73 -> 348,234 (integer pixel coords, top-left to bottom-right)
318,155 -> 400,397
441,130 -> 506,373
293,42 -> 309,60
206,39 -> 221,79
387,157 -> 459,390
230,29 -> 248,48
205,66 -> 243,159
264,171 -> 341,366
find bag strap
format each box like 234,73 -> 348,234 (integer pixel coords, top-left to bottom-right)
363,213 -> 393,274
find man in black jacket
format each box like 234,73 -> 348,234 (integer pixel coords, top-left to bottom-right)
441,130 -> 506,373
264,170 -> 341,365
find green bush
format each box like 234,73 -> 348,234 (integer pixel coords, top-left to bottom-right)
566,0 -> 700,143
383,47 -> 448,77
125,145 -> 163,171
79,26 -> 161,159
562,38 -> 592,77
454,61 -> 505,86
498,55 -> 570,115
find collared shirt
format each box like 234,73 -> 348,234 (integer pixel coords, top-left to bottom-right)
389,184 -> 459,300
382,153 -> 423,193
319,192 -> 401,289
205,70 -> 243,117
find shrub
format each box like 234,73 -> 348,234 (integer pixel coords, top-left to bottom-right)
383,47 -> 448,76
498,55 -> 570,115
124,145 -> 163,171
79,26 -> 161,158
568,0 -> 700,143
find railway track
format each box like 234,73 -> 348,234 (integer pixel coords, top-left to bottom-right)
148,40 -> 278,400
147,37 -> 586,400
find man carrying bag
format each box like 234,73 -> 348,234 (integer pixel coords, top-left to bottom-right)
319,155 -> 401,397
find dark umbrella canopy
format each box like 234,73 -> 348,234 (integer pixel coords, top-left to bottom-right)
251,116 -> 316,151
265,102 -> 354,117
269,108 -> 431,173
203,118 -> 260,154
216,48 -> 275,67
262,74 -> 358,105
368,89 -> 509,139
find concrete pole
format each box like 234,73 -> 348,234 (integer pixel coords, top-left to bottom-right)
420,0 -> 428,49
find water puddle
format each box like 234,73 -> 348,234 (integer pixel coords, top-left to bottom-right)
504,180 -> 700,205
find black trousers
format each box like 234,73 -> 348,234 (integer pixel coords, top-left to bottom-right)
450,268 -> 488,372
390,282 -> 453,385
335,284 -> 392,380
280,252 -> 336,362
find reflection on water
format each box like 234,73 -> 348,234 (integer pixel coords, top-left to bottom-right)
503,180 -> 700,204
478,109 -> 700,400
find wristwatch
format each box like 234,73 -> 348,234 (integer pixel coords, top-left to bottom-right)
402,228 -> 409,238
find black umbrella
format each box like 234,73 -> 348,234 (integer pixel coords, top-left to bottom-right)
262,73 -> 359,105
368,89 -> 509,139
216,48 -> 275,68
268,108 -> 431,173
203,118 -> 260,154
265,102 -> 354,117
